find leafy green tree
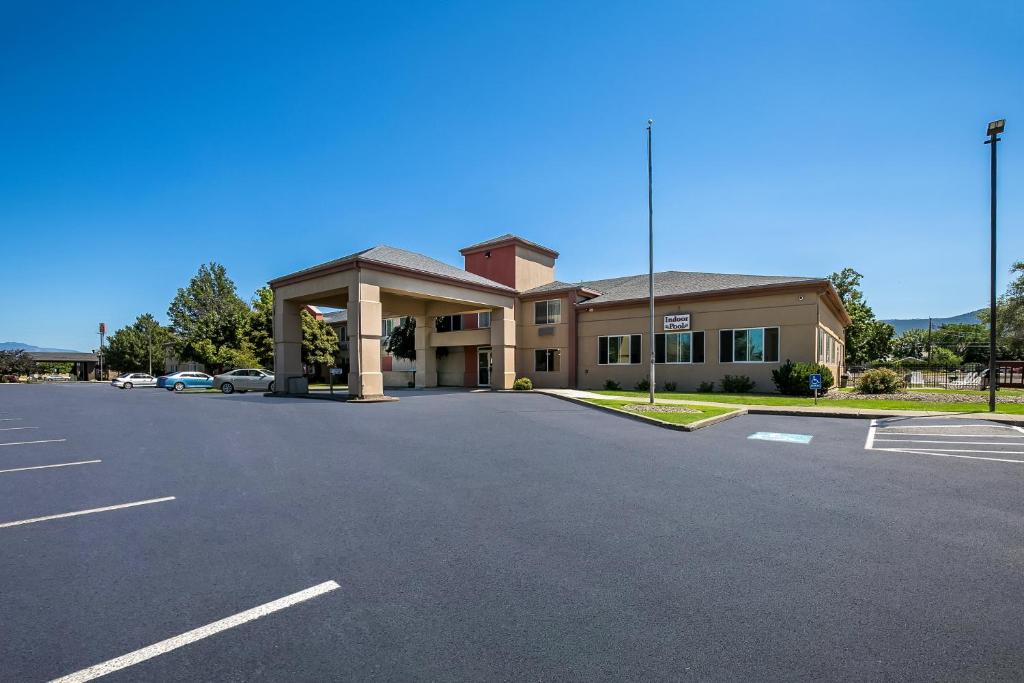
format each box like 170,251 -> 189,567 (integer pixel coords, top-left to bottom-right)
167,262 -> 251,370
302,310 -> 339,370
891,328 -> 928,359
35,361 -> 73,374
104,313 -> 175,374
384,317 -> 416,361
927,346 -> 963,367
829,268 -> 894,364
979,261 -> 1024,359
931,323 -> 989,362
249,287 -> 275,369
0,350 -> 34,376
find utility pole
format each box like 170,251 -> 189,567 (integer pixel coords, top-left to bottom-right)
148,327 -> 153,376
98,322 -> 105,381
985,119 -> 1005,413
927,317 -> 932,359
647,119 -> 655,405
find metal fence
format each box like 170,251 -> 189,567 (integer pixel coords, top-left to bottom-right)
846,362 -> 1024,389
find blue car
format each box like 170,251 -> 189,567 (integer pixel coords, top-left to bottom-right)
156,371 -> 214,392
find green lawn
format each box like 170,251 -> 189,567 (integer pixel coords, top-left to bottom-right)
590,390 -> 1024,414
584,398 -> 737,425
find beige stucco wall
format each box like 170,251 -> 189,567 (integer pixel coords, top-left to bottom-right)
513,246 -> 557,292
576,289 -> 824,392
516,295 -> 571,389
437,348 -> 465,386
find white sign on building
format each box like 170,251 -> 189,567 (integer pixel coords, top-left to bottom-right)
664,313 -> 690,331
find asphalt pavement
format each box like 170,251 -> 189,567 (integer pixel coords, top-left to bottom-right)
1,384 -> 1022,681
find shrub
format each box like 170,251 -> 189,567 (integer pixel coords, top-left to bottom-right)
697,381 -> 714,393
512,377 -> 533,391
721,375 -> 756,393
603,379 -> 621,391
771,360 -> 835,396
634,377 -> 650,392
927,347 -> 963,367
856,367 -> 904,394
663,381 -> 677,392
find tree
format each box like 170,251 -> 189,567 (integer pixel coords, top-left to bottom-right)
249,286 -> 275,369
891,328 -> 928,359
167,262 -> 251,370
979,261 -> 1024,359
384,317 -> 416,361
930,323 -> 989,363
829,268 -> 894,364
927,346 -> 963,367
104,313 -> 175,374
301,310 -> 339,370
0,350 -> 34,377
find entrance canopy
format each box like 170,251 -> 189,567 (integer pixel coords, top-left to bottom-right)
269,245 -> 517,398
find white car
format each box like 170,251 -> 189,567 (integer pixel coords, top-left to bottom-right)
112,373 -> 157,389
213,368 -> 276,394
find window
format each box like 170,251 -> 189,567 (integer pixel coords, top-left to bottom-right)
534,299 -> 562,325
478,311 -> 491,328
655,331 -> 705,364
535,349 -> 561,372
598,335 -> 641,365
382,317 -> 400,338
435,315 -> 463,333
719,327 -> 780,363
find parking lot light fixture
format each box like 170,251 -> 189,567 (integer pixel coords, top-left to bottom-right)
984,119 -> 1005,412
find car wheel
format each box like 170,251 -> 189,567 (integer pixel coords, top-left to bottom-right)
221,383 -> 234,394
268,381 -> 275,392
124,382 -> 133,390
174,382 -> 186,392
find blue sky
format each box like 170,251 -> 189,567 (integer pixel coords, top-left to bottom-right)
1,1 -> 1020,351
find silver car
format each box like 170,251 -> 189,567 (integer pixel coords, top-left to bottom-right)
213,368 -> 275,394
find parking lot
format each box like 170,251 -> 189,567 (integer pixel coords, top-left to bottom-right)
2,384 -> 1023,681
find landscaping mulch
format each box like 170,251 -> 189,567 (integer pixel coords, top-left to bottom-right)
624,404 -> 701,414
823,391 -> 1024,404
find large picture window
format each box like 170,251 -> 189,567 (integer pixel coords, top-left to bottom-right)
719,327 -> 779,363
655,331 -> 705,364
598,335 -> 641,365
435,315 -> 463,333
535,349 -> 561,372
534,299 -> 562,325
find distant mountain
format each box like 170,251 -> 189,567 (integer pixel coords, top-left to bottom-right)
882,309 -> 985,336
0,341 -> 84,353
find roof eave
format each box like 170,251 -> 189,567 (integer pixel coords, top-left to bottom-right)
575,279 -> 831,310
460,236 -> 559,259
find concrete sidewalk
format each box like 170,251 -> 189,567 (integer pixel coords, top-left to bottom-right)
537,389 -> 1024,424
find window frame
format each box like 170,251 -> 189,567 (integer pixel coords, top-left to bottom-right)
654,331 -> 705,364
533,299 -> 562,325
719,327 -> 781,364
477,311 -> 491,328
598,334 -> 642,365
534,348 -> 561,372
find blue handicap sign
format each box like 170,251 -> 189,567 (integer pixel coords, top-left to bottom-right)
809,373 -> 823,390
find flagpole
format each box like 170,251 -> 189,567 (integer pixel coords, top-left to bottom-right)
647,119 -> 655,405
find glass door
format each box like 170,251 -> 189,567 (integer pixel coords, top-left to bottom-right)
478,348 -> 491,387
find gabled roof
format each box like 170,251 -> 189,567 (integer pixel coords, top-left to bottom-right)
525,271 -> 825,304
459,234 -> 559,258
25,351 -> 99,363
270,245 -> 516,293
322,310 -> 348,324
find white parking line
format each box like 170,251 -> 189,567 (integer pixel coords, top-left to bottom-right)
0,460 -> 102,475
49,580 -> 341,683
0,417 -> 24,421
0,496 -> 175,529
884,447 -> 1024,464
875,439 -> 1024,446
0,439 -> 67,447
0,426 -> 38,431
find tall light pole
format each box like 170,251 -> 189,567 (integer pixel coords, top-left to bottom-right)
985,119 -> 1004,413
647,119 -> 655,405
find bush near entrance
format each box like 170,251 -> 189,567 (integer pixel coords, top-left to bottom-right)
772,360 -> 834,396
721,374 -> 756,393
512,377 -> 533,390
856,367 -> 904,394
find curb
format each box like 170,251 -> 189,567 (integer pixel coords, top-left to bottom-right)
537,391 -> 744,432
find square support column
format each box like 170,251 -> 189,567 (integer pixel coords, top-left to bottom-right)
273,295 -> 305,394
348,282 -> 384,398
490,306 -> 516,390
414,315 -> 437,388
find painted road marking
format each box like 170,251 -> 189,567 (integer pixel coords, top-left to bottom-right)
749,432 -> 813,444
866,420 -> 1024,465
0,439 -> 67,447
0,426 -> 38,431
0,496 -> 175,529
0,460 -> 102,475
0,418 -> 24,421
49,580 -> 342,683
